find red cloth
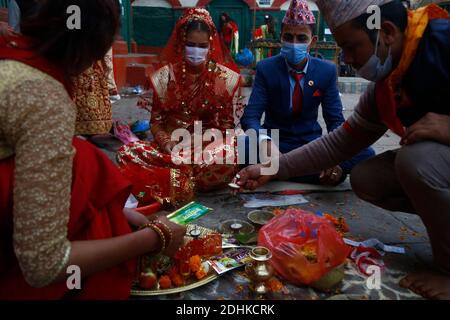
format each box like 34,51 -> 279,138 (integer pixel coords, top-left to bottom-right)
0,138 -> 136,300
254,27 -> 263,39
222,21 -> 238,44
229,21 -> 239,34
291,72 -> 304,116
375,81 -> 406,137
159,8 -> 238,74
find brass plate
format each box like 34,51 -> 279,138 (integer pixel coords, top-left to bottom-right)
130,224 -> 220,296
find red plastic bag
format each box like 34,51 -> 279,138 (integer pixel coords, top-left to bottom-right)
258,208 -> 351,285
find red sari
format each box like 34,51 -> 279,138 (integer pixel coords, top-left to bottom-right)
118,8 -> 241,208
0,35 -> 136,300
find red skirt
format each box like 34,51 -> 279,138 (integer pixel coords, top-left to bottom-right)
0,138 -> 136,300
117,140 -> 237,207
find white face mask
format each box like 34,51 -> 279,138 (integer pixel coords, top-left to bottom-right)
357,30 -> 393,82
185,46 -> 209,66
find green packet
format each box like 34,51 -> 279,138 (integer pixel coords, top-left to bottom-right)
166,202 -> 212,225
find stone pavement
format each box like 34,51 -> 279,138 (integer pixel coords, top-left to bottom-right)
102,93 -> 432,300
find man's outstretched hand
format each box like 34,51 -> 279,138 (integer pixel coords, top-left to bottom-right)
234,164 -> 276,191
319,165 -> 343,186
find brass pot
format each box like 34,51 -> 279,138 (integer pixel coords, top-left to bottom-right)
245,246 -> 274,295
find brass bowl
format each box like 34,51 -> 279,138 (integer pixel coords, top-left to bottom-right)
247,210 -> 275,226
219,219 -> 255,234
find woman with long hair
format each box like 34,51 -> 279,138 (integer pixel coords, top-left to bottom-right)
219,12 -> 240,58
0,0 -> 186,300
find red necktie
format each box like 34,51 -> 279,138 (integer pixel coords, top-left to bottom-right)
291,71 -> 304,116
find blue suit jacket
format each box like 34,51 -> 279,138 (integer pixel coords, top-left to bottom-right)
241,54 -> 344,154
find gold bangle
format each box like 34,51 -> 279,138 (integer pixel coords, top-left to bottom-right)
140,223 -> 166,254
149,225 -> 166,254
155,221 -> 173,247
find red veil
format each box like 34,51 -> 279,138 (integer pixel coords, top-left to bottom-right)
159,7 -> 238,73
148,7 -> 241,124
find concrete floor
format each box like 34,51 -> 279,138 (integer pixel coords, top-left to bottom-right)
105,92 -> 432,300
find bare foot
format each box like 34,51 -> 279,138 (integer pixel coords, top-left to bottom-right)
400,272 -> 450,300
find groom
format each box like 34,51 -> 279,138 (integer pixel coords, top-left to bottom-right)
241,0 -> 374,185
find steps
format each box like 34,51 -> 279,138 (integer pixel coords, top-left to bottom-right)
112,41 -> 160,91
126,63 -> 154,87
338,77 -> 371,94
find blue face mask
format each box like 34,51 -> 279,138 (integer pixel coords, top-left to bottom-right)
281,42 -> 309,65
357,30 -> 393,82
